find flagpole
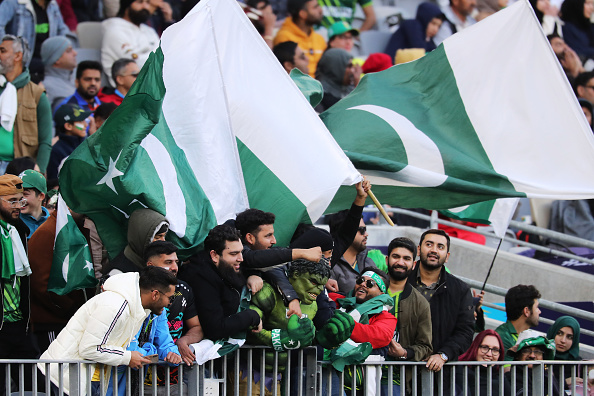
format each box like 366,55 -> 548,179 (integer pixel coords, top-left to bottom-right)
481,238 -> 503,290
368,189 -> 395,226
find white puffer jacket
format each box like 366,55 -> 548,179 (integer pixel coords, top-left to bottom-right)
38,272 -> 149,395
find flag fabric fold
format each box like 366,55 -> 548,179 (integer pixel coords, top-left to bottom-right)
59,0 -> 360,258
48,195 -> 97,295
322,0 -> 594,225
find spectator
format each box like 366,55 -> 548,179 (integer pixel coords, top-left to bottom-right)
318,0 -> 376,31
326,21 -> 359,53
47,104 -> 91,180
549,34 -> 584,82
178,225 -> 262,342
103,208 -> 169,275
456,330 -> 511,395
434,0 -> 477,46
273,41 -> 310,75
19,169 -> 48,237
147,0 -> 177,36
0,174 -> 38,395
102,0 -> 160,86
575,71 -> 594,104
99,58 -> 140,106
71,0 -> 102,23
561,0 -> 594,61
382,237 -> 433,394
94,102 -> 118,128
407,229 -> 474,372
143,241 -> 204,383
4,156 -> 37,176
40,36 -> 77,112
579,98 -> 593,130
495,284 -> 541,361
547,316 -> 583,389
245,0 -> 277,49
505,330 -> 560,396
0,36 -> 52,174
58,60 -> 102,112
273,0 -> 326,77
0,0 -> 70,82
475,0 -> 507,20
315,48 -> 360,112
27,200 -> 87,353
530,0 -> 563,36
327,180 -> 375,293
384,2 -> 444,61
39,267 -> 177,395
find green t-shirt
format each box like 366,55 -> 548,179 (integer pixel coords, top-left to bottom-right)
0,126 -> 14,161
3,277 -> 23,322
318,0 -> 373,28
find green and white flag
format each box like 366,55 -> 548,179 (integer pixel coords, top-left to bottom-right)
322,0 -> 594,224
48,195 -> 97,295
59,0 -> 360,258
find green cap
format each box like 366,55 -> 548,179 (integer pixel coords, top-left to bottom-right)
19,170 -> 47,194
54,104 -> 92,129
328,21 -> 359,40
507,329 -> 556,360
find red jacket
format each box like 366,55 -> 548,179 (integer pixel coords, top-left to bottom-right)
330,293 -> 397,349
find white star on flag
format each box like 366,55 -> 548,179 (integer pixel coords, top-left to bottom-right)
97,152 -> 124,194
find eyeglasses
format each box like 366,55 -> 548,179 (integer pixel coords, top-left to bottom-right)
519,347 -> 544,358
478,345 -> 500,356
153,289 -> 175,304
357,226 -> 367,235
120,72 -> 139,78
0,198 -> 27,208
355,277 -> 377,289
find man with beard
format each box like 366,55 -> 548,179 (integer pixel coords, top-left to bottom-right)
0,174 -> 38,396
495,284 -> 541,361
101,0 -> 160,87
179,225 -> 262,342
382,237 -> 432,394
407,229 -> 474,373
59,60 -> 103,112
0,35 -> 52,174
273,0 -> 326,76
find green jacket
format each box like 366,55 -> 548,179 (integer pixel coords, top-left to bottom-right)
495,320 -> 518,361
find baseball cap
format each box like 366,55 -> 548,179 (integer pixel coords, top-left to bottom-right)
328,21 -> 359,40
19,170 -> 47,194
54,104 -> 92,129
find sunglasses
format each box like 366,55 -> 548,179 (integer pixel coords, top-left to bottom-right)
357,226 -> 367,235
355,277 -> 377,289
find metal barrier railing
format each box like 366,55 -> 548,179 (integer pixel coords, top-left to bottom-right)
2,353 -> 593,396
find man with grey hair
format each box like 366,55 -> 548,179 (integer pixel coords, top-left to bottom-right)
40,36 -> 77,112
98,58 -> 140,106
0,35 -> 52,174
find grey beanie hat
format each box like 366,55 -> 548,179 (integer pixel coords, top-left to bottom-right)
41,36 -> 71,66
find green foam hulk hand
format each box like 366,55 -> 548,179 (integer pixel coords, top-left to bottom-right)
271,315 -> 315,351
316,310 -> 355,349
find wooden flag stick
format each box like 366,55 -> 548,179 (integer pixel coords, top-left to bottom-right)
368,189 -> 395,226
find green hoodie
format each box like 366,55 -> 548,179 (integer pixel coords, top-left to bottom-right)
4,69 -> 53,173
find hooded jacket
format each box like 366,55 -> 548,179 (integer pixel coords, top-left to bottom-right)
39,272 -> 149,394
316,48 -> 355,111
105,209 -> 168,275
384,2 -> 443,59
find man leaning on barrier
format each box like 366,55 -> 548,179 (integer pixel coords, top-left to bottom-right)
38,267 -> 178,396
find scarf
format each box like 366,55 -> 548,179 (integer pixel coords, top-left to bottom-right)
0,76 -> 17,132
0,220 -> 31,281
546,315 -> 581,360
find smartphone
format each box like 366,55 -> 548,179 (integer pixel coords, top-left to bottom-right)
145,354 -> 159,364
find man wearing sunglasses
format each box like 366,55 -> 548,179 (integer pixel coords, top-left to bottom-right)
99,58 -> 140,106
0,174 -> 39,395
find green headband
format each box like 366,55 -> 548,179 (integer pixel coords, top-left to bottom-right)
361,271 -> 386,293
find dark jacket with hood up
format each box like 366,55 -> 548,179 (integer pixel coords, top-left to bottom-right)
103,208 -> 168,275
384,2 -> 444,60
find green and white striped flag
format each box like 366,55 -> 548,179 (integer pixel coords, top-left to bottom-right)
323,0 -> 594,226
59,0 -> 360,258
48,195 -> 97,295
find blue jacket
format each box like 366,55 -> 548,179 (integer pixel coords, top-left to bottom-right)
128,310 -> 179,362
20,205 -> 49,239
0,0 -> 71,65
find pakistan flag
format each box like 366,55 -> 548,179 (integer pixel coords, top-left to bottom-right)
323,0 -> 594,218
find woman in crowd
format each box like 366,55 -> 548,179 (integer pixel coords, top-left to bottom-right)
547,316 -> 584,388
456,330 -> 510,395
530,0 -> 563,36
561,0 -> 594,60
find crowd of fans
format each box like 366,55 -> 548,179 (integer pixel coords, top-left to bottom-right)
0,0 -> 593,394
